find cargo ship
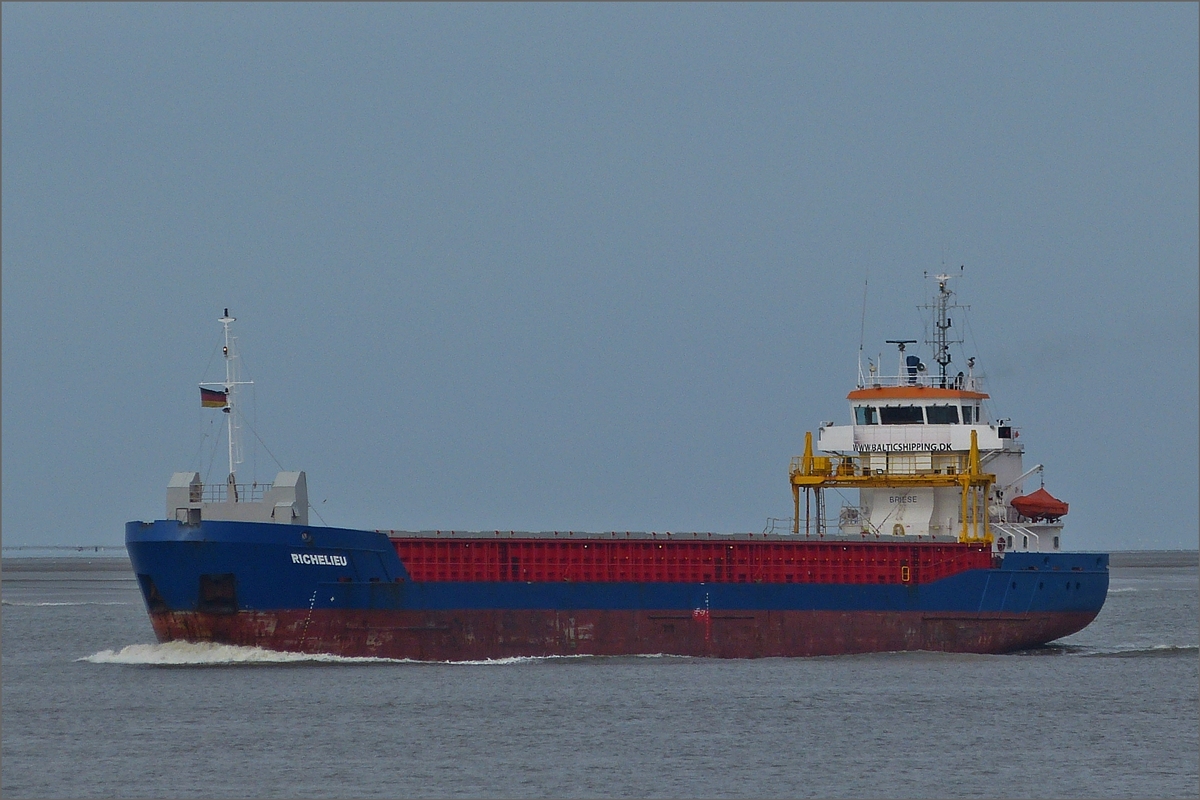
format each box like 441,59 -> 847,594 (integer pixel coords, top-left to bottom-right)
126,280 -> 1108,659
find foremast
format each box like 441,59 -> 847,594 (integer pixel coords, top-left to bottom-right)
173,311 -> 308,525
199,309 -> 254,502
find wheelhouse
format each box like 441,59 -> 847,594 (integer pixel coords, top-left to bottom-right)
848,386 -> 989,427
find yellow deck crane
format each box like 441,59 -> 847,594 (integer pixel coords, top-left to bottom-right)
790,429 -> 994,544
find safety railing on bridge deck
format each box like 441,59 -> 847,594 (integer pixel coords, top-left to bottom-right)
199,482 -> 273,504
858,371 -> 985,392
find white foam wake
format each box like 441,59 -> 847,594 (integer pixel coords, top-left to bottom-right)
447,653 -> 612,666
1088,643 -> 1199,657
78,642 -> 680,666
78,641 -> 408,665
1042,643 -> 1199,658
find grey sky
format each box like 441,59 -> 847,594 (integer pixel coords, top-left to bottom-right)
3,3 -> 1197,551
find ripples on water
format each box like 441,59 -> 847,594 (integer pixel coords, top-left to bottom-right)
3,557 -> 1197,798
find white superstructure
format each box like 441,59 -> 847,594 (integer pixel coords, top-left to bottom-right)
791,273 -> 1067,553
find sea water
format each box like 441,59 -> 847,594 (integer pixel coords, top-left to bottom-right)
2,555 -> 1196,799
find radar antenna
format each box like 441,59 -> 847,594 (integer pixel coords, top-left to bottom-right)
884,339 -> 918,384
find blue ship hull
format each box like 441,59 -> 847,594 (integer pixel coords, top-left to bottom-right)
126,519 -> 1109,659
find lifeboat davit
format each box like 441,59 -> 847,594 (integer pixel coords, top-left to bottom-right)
1010,487 -> 1069,522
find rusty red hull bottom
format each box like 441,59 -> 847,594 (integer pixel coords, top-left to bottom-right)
148,608 -> 1100,660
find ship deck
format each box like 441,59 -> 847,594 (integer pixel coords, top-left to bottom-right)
379,529 -> 968,542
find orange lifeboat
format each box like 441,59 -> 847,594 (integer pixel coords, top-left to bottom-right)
1010,487 -> 1069,522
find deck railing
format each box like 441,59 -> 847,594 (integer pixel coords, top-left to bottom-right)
790,453 -> 970,478
199,482 -> 272,503
859,372 -> 985,392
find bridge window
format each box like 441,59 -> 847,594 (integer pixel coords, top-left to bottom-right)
855,406 -> 878,425
879,405 -> 924,425
926,405 -> 960,424
961,405 -> 974,424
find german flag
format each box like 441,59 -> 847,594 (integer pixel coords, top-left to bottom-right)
200,387 -> 228,408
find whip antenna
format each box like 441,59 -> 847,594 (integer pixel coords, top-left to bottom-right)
857,272 -> 869,386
